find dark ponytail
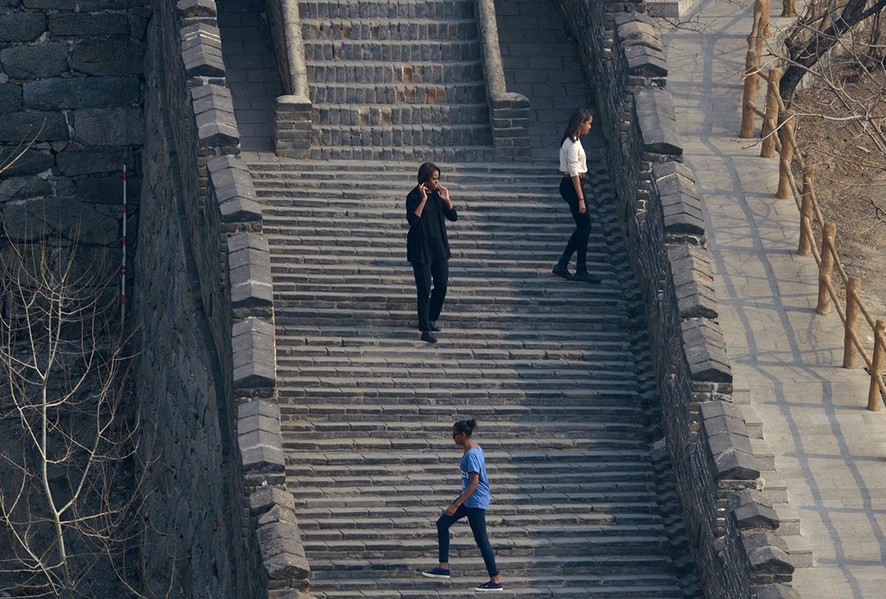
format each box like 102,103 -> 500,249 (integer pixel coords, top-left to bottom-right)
453,419 -> 477,436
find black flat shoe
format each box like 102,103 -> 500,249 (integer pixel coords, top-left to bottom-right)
573,271 -> 601,284
552,264 -> 573,280
430,321 -> 441,332
420,331 -> 438,343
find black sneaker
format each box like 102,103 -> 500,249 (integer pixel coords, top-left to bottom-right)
552,264 -> 572,280
474,581 -> 504,592
573,271 -> 601,284
421,567 -> 451,579
420,331 -> 438,343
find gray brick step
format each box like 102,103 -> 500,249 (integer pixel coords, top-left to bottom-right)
303,38 -> 481,62
307,554 -> 677,578
278,389 -> 647,407
279,407 -> 648,428
275,332 -> 634,352
307,146 -> 501,161
284,448 -> 651,467
312,123 -> 493,149
301,19 -> 478,43
297,511 -> 663,532
302,534 -> 672,560
298,0 -> 475,20
307,62 -> 484,86
312,103 -> 489,128
282,434 -> 646,452
308,81 -> 487,105
246,160 -> 559,176
286,459 -> 655,481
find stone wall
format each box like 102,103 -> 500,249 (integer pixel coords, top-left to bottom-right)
547,2 -> 795,598
133,0 -> 307,597
0,0 -> 148,295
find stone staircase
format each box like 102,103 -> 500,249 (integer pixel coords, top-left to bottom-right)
299,0 -> 497,161
250,157 -> 701,598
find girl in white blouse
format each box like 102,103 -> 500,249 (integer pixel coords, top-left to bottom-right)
553,108 -> 600,284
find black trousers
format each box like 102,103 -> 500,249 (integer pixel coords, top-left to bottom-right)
412,259 -> 448,332
557,176 -> 591,274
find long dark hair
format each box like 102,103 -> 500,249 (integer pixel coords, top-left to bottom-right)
417,162 -> 441,185
453,419 -> 477,436
560,108 -> 593,145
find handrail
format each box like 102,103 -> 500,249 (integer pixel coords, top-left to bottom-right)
740,3 -> 886,408
277,0 -> 309,98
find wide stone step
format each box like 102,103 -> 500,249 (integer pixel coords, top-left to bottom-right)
311,123 -> 492,149
301,19 -> 478,42
304,38 -> 481,62
298,511 -> 663,532
298,0 -> 475,20
284,448 -> 651,466
308,81 -> 487,105
282,433 -> 647,452
308,62 -> 484,86
307,146 -> 501,161
246,160 -> 559,176
254,180 -> 557,197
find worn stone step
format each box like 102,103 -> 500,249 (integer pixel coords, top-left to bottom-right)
282,434 -> 646,452
303,38 -> 480,62
274,332 -> 634,352
298,0 -> 475,20
246,160 -> 560,176
307,145 -> 501,162
284,448 -> 651,466
308,62 -> 484,86
311,123 -> 492,148
301,19 -> 478,42
307,81 -> 487,105
302,534 -> 673,560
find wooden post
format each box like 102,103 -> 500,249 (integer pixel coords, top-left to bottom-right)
739,12 -> 762,138
762,0 -> 772,38
815,222 -> 836,315
761,69 -> 781,158
776,111 -> 794,199
843,278 -> 860,368
782,0 -> 797,17
867,320 -> 886,411
798,169 -> 814,255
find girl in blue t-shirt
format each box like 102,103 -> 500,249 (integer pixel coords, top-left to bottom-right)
421,419 -> 503,592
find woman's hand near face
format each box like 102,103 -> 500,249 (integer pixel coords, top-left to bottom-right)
437,184 -> 454,209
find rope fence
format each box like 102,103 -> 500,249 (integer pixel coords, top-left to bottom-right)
739,1 -> 886,410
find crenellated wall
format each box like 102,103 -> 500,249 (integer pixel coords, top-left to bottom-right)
546,1 -> 795,598
132,0 -> 307,597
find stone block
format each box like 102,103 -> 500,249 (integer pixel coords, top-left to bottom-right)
70,40 -> 146,76
231,317 -> 276,389
75,175 -> 141,205
618,21 -> 663,51
0,110 -> 69,142
0,176 -> 52,202
250,485 -> 296,517
680,318 -> 732,382
0,84 -> 22,115
56,149 -> 129,177
48,13 -> 129,37
730,489 -> 780,529
240,443 -> 286,474
714,447 -> 761,480
0,146 -> 53,176
742,528 -> 788,554
0,13 -> 46,43
23,77 -> 140,110
653,160 -> 705,236
207,155 -> 261,222
256,519 -> 310,578
633,87 -> 682,155
178,0 -> 217,18
753,584 -> 801,599
72,108 -> 145,145
623,44 -> 668,77
1,44 -> 68,79
748,544 -> 795,576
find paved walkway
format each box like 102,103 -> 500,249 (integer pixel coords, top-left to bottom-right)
662,2 -> 886,597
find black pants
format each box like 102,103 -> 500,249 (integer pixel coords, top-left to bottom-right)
557,176 -> 591,274
437,506 -> 499,577
412,258 -> 448,332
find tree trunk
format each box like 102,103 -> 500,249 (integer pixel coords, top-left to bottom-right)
780,0 -> 886,105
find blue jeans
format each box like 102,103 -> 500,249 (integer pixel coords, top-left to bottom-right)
436,506 -> 499,577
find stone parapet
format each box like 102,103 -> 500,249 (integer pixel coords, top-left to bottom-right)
549,1 -> 796,597
137,0 -> 306,596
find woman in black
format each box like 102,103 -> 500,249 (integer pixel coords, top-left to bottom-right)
406,162 -> 457,343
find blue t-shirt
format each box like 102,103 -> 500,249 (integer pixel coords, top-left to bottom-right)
460,447 -> 491,509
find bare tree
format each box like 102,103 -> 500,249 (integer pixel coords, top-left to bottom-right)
0,232 -> 141,598
781,0 -> 886,104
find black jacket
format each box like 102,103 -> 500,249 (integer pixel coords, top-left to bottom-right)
406,186 -> 458,264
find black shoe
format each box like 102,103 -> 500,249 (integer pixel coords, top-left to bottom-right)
420,331 -> 438,343
552,264 -> 572,280
573,271 -> 601,284
430,321 -> 441,332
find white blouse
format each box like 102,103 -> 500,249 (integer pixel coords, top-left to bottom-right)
559,137 -> 587,178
